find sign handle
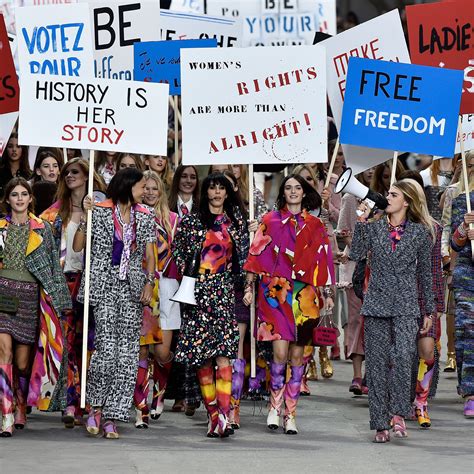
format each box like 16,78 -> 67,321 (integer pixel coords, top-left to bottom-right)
63,147 -> 68,164
169,96 -> 182,126
324,137 -> 340,191
174,95 -> 179,170
249,164 -> 256,379
458,116 -> 474,260
390,150 -> 399,186
80,149 -> 95,409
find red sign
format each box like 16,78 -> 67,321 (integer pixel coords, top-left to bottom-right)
0,14 -> 19,115
406,0 -> 474,115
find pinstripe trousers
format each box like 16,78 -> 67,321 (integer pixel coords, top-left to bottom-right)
364,316 -> 419,431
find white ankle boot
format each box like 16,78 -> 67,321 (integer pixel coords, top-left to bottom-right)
284,414 -> 298,435
267,407 -> 280,430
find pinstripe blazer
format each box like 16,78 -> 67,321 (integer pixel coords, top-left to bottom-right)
349,218 -> 435,318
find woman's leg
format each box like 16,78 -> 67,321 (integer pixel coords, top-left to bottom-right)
13,344 -> 31,429
0,334 -> 14,436
390,316 -> 419,437
364,317 -> 392,433
196,359 -> 218,437
230,323 -> 247,429
150,330 -> 173,419
267,340 -> 289,430
133,345 -> 150,428
216,356 -> 233,437
283,344 -> 305,434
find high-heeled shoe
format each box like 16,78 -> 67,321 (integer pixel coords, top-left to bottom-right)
103,420 -> 119,439
415,406 -> 431,428
392,415 -> 408,438
61,406 -> 75,429
444,352 -> 456,372
373,430 -> 390,443
86,408 -> 102,436
135,409 -> 149,429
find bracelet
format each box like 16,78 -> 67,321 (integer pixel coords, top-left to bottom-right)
145,273 -> 155,286
77,221 -> 87,234
244,281 -> 254,292
457,223 -> 467,238
323,287 -> 334,299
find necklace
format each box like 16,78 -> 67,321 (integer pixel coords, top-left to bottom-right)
10,218 -> 28,226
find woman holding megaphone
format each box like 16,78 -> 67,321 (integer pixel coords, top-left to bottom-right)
172,172 -> 249,438
349,179 -> 436,443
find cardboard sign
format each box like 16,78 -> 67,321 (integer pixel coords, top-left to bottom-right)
205,0 -> 336,46
83,0 -> 161,80
16,4 -> 94,78
456,114 -> 474,153
19,76 -> 169,154
134,38 -> 217,95
0,14 -> 19,115
321,9 -> 411,174
407,0 -> 474,115
340,58 -> 463,157
160,9 -> 241,47
181,45 -> 327,165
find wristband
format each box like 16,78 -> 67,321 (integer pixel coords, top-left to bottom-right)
323,287 -> 334,299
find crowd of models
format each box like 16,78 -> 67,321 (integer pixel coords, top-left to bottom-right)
0,129 -> 473,443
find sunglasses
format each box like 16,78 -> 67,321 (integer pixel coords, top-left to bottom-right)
65,169 -> 80,176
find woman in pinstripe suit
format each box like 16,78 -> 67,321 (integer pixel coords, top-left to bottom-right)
350,179 -> 436,443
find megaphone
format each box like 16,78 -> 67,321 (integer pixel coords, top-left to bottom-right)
335,168 -> 388,212
170,276 -> 197,305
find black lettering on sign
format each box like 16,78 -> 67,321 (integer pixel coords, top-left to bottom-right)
418,20 -> 472,55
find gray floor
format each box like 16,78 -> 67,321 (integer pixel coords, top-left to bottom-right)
1,357 -> 472,473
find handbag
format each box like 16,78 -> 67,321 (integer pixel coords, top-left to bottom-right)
313,310 -> 340,346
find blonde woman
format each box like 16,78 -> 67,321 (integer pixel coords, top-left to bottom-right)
144,155 -> 173,196
350,179 -> 435,443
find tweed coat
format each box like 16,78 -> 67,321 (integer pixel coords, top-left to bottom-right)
77,200 -> 156,306
0,213 -> 71,314
349,218 -> 435,318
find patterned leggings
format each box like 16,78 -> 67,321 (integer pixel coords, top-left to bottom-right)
454,288 -> 474,397
87,277 -> 142,422
364,316 -> 419,431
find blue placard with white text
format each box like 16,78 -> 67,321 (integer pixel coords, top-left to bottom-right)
134,39 -> 217,95
340,57 -> 463,157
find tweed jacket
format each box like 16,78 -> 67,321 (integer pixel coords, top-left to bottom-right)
349,218 -> 435,318
0,214 -> 72,314
172,211 -> 250,281
77,200 -> 156,306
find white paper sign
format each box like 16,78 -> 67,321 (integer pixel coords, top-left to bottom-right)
160,9 -> 241,47
16,4 -> 94,78
169,0 -> 204,13
83,0 -> 161,80
19,76 -> 169,154
456,114 -> 474,153
181,45 -> 327,165
321,9 -> 410,174
23,0 -> 78,5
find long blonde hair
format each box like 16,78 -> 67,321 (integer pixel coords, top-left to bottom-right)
457,151 -> 474,195
143,170 -> 172,237
394,179 -> 437,241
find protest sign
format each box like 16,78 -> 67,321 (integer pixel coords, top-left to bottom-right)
0,14 -> 19,115
456,114 -> 474,153
134,38 -> 216,95
321,9 -> 410,174
24,0 -> 78,5
160,9 -> 241,47
180,45 -> 327,165
340,58 -> 463,158
407,0 -> 474,115
82,0 -> 161,80
0,0 -> 15,34
205,0 -> 336,46
16,4 -> 94,78
169,0 -> 203,13
19,75 -> 169,154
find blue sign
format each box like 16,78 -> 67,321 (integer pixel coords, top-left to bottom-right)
340,57 -> 463,157
134,39 -> 217,95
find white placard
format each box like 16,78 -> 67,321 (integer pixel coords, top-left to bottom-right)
169,0 -> 204,13
23,0 -> 77,5
82,0 -> 161,80
19,75 -> 169,154
16,4 -> 94,78
181,45 -> 327,165
456,114 -> 474,153
160,9 -> 241,47
321,9 -> 410,174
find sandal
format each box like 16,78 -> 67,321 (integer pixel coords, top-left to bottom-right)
392,415 -> 408,438
373,430 -> 390,443
103,420 -> 119,439
86,408 -> 101,436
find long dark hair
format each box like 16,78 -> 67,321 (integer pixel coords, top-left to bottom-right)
223,169 -> 248,220
107,168 -> 144,205
199,172 -> 238,228
32,148 -> 64,183
168,165 -> 200,213
275,174 -> 322,211
1,133 -> 31,177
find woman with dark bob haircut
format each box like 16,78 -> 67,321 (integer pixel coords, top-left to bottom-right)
243,174 -> 335,435
74,168 -> 156,439
172,172 -> 249,438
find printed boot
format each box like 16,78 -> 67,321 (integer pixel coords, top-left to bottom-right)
216,365 -> 233,437
414,358 -> 435,428
267,362 -> 286,430
134,359 -> 150,429
14,369 -> 28,429
284,365 -> 304,435
151,359 -> 172,420
248,365 -> 267,400
197,366 -> 218,438
0,364 -> 14,437
230,359 -> 246,429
